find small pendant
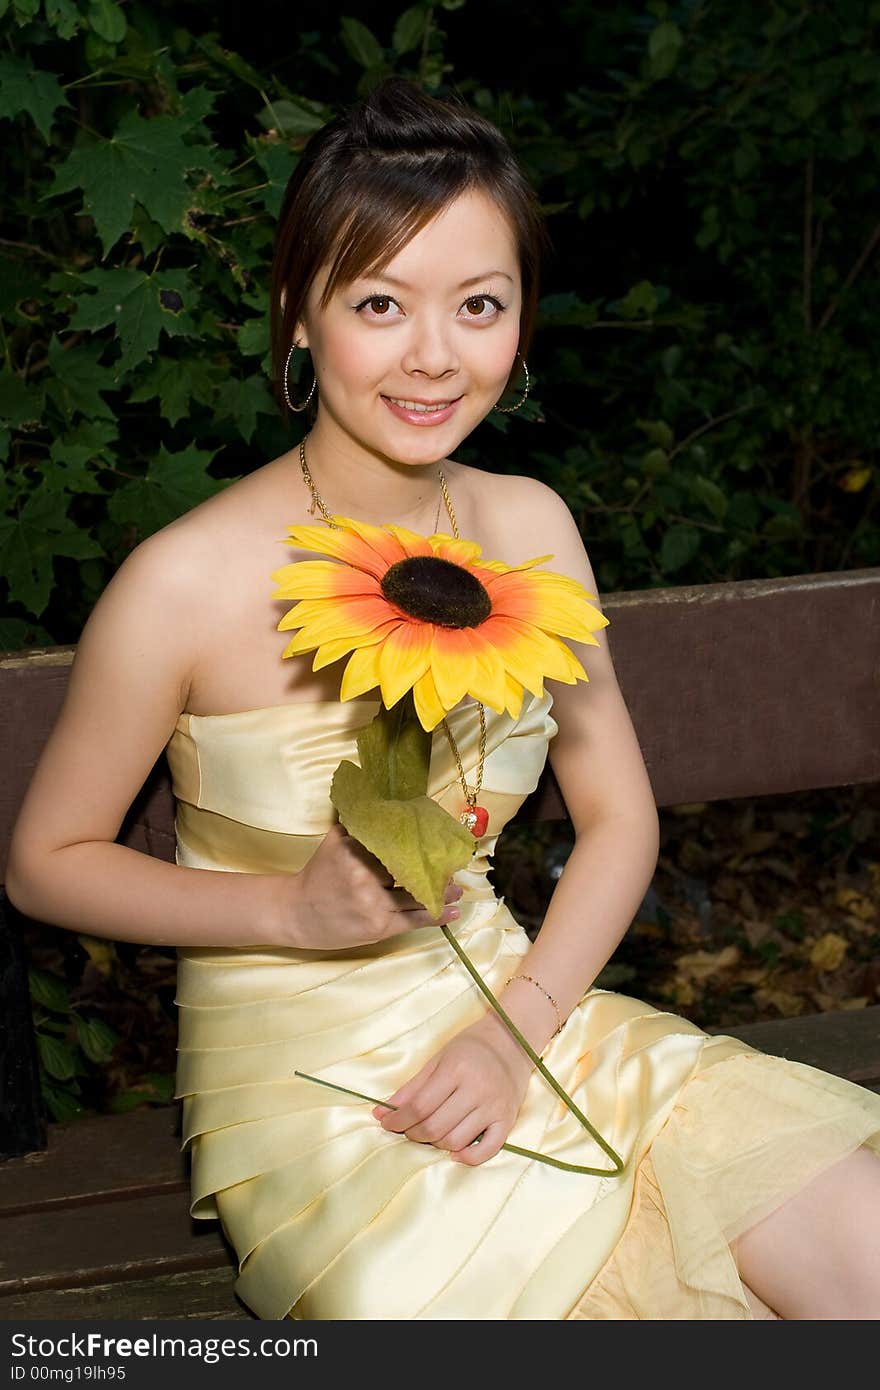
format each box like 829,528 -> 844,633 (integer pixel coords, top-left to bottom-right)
459,805 -> 489,838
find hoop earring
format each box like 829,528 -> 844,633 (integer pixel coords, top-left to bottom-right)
493,354 -> 530,414
284,342 -> 317,413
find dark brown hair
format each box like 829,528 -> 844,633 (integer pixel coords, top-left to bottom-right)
269,77 -> 549,419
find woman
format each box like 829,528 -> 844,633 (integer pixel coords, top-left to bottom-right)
8,77 -> 880,1321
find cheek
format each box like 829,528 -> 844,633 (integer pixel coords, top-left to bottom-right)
470,322 -> 521,382
313,327 -> 386,391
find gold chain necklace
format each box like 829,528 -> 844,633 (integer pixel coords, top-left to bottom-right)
297,435 -> 488,837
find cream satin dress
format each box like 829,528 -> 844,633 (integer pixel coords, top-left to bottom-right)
166,690 -> 880,1320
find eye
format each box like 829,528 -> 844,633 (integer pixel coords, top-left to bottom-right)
353,294 -> 402,319
460,294 -> 506,320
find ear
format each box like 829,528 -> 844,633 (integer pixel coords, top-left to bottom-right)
293,319 -> 309,350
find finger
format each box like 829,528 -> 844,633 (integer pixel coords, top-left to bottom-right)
374,1069 -> 452,1135
371,1057 -> 439,1122
408,1101 -> 481,1149
390,882 -> 463,911
406,1097 -> 480,1147
450,1120 -> 507,1166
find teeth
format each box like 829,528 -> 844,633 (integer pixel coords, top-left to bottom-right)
387,397 -> 452,412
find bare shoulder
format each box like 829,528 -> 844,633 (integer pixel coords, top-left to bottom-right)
455,463 -> 598,594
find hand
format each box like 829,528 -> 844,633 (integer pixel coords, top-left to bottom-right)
371,1016 -> 535,1166
286,822 -> 463,950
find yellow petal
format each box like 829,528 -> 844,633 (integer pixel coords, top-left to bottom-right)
503,672 -> 526,718
277,594 -> 392,638
271,560 -> 381,600
487,572 -> 609,643
429,535 -> 485,567
282,523 -> 390,580
340,643 -> 383,701
312,622 -> 396,671
429,628 -> 477,710
412,668 -> 446,731
330,515 -> 409,570
377,622 -> 433,707
466,634 -> 509,714
382,523 -> 434,557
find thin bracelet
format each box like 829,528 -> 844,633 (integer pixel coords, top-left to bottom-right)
507,973 -> 564,1039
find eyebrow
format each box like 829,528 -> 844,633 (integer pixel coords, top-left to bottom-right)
359,270 -> 515,290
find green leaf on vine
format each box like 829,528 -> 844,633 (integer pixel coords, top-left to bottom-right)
45,334 -> 118,421
42,419 -> 117,495
0,490 -> 103,616
213,372 -> 277,443
48,91 -> 228,258
0,55 -> 70,142
67,267 -> 198,376
128,355 -> 217,426
106,443 -> 232,539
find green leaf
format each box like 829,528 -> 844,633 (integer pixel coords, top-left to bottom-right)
691,475 -> 728,520
87,0 -> 127,43
0,367 -> 44,429
41,1078 -> 85,1123
213,372 -> 277,443
617,280 -> 658,319
660,523 -> 701,572
67,267 -> 197,377
636,418 -> 674,449
0,56 -> 71,143
29,968 -> 71,1014
648,21 -> 683,80
331,759 -> 475,920
44,333 -> 118,422
393,7 -> 428,54
43,419 -> 117,495
251,138 -> 303,218
340,16 -> 385,69
0,616 -> 54,651
127,354 -> 217,426
107,443 -> 232,538
0,490 -> 103,616
74,1014 -> 120,1064
37,1033 -> 79,1081
0,254 -> 44,319
238,314 -> 270,359
257,97 -> 327,137
47,94 -> 227,259
44,0 -> 83,39
7,0 -> 40,22
358,697 -> 433,801
109,1072 -> 175,1114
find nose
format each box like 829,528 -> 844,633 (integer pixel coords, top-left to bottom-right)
400,311 -> 459,380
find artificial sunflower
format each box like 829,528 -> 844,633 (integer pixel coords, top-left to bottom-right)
271,515 -> 609,731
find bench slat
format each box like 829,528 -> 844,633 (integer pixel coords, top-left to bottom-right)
0,1106 -> 186,1217
0,1188 -> 231,1296
0,1266 -> 244,1321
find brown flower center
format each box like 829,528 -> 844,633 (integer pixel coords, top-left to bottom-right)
381,556 -> 492,628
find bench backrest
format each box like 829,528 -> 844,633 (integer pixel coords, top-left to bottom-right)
2,568 -> 877,877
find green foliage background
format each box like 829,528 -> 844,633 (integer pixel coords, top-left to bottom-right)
2,0 -> 879,655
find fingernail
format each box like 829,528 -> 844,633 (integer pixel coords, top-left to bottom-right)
448,909 -> 460,920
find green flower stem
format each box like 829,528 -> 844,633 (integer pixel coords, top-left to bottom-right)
440,924 -> 626,1177
294,927 -> 626,1179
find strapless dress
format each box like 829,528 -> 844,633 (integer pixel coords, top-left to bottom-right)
165,691 -> 880,1319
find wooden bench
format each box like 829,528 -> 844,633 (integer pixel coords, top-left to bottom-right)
2,567 -> 878,1320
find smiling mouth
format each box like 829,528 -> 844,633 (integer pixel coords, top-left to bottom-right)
383,396 -> 460,413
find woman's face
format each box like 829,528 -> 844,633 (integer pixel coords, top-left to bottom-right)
295,188 -> 523,466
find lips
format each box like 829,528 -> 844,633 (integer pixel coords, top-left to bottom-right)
384,396 -> 456,412
381,394 -> 462,426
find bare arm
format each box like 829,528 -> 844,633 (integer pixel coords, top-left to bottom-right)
7,530 -> 461,950
475,480 -> 660,1062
